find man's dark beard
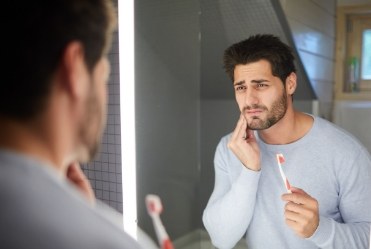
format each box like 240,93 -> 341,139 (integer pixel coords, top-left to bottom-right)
79,84 -> 104,162
244,91 -> 288,130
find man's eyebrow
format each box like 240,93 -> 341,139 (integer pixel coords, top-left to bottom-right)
251,79 -> 270,84
233,80 -> 245,86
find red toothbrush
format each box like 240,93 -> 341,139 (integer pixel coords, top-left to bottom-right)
276,153 -> 292,193
145,194 -> 174,249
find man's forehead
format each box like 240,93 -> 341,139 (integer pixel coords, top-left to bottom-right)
233,61 -> 273,79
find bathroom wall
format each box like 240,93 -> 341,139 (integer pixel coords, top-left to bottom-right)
280,0 -> 337,120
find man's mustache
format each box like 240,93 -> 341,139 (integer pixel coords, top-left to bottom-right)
242,104 -> 268,112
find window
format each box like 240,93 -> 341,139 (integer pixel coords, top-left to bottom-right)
335,5 -> 371,100
361,29 -> 371,80
345,13 -> 371,92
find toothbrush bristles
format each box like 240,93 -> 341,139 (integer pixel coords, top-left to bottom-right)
145,194 -> 163,214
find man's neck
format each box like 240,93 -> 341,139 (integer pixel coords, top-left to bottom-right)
0,117 -> 65,176
258,110 -> 314,145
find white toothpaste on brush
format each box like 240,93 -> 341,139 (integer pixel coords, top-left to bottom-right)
276,153 -> 292,193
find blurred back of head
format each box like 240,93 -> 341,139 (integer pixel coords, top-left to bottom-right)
2,0 -> 116,121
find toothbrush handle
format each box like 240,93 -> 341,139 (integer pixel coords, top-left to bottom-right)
162,239 -> 174,249
152,215 -> 169,244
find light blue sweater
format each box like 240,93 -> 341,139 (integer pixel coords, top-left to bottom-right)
0,150 -> 143,249
203,116 -> 371,249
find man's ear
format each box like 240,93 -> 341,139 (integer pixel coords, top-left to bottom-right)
59,41 -> 87,99
285,72 -> 297,95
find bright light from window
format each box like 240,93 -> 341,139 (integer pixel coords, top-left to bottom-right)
118,0 -> 137,240
361,29 -> 371,80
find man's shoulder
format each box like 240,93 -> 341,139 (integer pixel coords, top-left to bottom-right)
220,132 -> 233,143
314,116 -> 365,145
215,132 -> 233,153
0,151 -> 143,249
312,116 -> 370,162
0,174 -> 142,249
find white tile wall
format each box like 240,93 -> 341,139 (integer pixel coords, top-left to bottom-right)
82,26 -> 123,213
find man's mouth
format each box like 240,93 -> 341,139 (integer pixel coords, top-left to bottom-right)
245,109 -> 263,115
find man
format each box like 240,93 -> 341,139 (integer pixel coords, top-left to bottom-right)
0,0 -> 142,248
203,34 -> 371,249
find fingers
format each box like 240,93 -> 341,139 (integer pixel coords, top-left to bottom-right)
285,210 -> 308,225
290,187 -> 306,195
227,114 -> 261,171
282,193 -> 305,204
230,114 -> 255,143
284,206 -> 319,238
66,162 -> 84,181
284,219 -> 311,237
231,114 -> 247,142
245,128 -> 256,142
282,190 -> 318,213
281,188 -> 310,204
282,187 -> 319,238
66,162 -> 96,205
284,202 -> 316,221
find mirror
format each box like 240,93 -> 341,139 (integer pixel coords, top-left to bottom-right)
84,0 -> 371,248
134,0 -> 318,247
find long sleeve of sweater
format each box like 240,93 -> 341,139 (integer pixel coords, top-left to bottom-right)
306,148 -> 371,249
202,138 -> 261,249
203,117 -> 371,249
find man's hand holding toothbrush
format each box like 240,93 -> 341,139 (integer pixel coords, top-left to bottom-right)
282,187 -> 320,238
228,115 -> 319,239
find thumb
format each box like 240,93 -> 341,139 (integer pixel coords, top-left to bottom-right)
290,186 -> 307,195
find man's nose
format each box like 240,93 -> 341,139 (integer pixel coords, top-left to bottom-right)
244,88 -> 259,106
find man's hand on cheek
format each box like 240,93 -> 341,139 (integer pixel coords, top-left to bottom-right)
66,161 -> 96,205
227,114 -> 261,171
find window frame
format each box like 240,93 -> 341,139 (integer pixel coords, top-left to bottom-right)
346,14 -> 371,91
335,4 -> 371,100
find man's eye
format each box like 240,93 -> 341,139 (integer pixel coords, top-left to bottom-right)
257,83 -> 267,88
235,86 -> 246,91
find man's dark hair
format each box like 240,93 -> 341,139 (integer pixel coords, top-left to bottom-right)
223,34 -> 296,84
2,0 -> 116,120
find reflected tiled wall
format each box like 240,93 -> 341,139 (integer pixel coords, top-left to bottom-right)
82,27 -> 123,213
